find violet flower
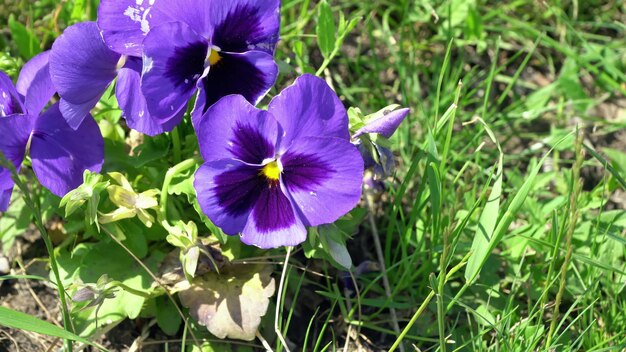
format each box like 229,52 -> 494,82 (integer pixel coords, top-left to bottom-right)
193,75 -> 363,249
49,21 -> 180,136
139,0 -> 280,126
0,52 -> 104,211
351,106 -> 410,178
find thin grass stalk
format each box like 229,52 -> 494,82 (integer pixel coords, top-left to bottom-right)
365,195 -> 404,352
389,251 -> 471,351
546,129 -> 585,346
0,152 -> 74,352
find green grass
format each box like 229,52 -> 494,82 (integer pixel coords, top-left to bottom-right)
277,0 -> 626,350
1,0 -> 626,351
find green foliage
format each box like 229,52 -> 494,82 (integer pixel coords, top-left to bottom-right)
0,306 -> 106,350
8,14 -> 41,59
2,0 -> 626,350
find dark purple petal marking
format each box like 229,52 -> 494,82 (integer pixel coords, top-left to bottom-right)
195,94 -> 279,164
250,184 -> 297,233
0,72 -> 24,116
165,41 -> 207,89
141,21 -> 207,119
280,137 -> 364,227
228,121 -> 275,165
198,50 -> 277,113
213,164 -> 265,218
212,2 -> 279,53
150,0 -> 279,53
195,160 -> 264,235
281,152 -> 333,192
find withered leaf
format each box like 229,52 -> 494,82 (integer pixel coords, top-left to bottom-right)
179,263 -> 275,341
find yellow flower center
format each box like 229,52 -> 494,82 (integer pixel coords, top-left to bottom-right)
207,48 -> 221,66
261,161 -> 281,181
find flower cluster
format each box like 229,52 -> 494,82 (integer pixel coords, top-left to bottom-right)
0,53 -> 103,211
0,0 -> 409,248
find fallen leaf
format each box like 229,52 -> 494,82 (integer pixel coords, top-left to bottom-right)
179,263 -> 275,341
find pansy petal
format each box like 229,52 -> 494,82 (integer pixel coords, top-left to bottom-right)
150,0 -> 214,38
241,184 -> 307,249
0,114 -> 33,211
0,71 -> 24,116
209,0 -> 280,53
269,74 -> 350,151
353,108 -> 410,139
58,96 -> 102,129
16,51 -> 55,116
194,160 -> 265,235
196,95 -> 278,164
0,189 -> 12,212
50,22 -> 120,128
117,57 -> 183,136
152,0 -> 280,49
194,50 -> 277,119
97,0 -> 160,56
30,104 -> 104,197
281,137 -> 363,227
141,21 -> 207,119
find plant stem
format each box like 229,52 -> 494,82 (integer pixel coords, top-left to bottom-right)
101,224 -> 201,348
365,196 -> 404,352
389,252 -> 471,352
0,153 -> 74,352
275,247 -> 292,352
171,126 -> 182,164
158,157 -> 200,231
436,228 -> 451,352
546,129 -> 584,347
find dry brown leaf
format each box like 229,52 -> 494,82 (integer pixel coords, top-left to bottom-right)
179,263 -> 275,341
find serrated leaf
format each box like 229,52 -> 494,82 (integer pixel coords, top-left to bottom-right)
179,263 -> 275,341
316,0 -> 336,59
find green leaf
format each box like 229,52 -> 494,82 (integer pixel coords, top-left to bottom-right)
156,296 -> 182,336
70,0 -> 88,22
474,304 -> 496,326
8,15 -> 41,59
465,156 -> 503,281
318,224 -> 352,270
466,132 -> 573,283
56,239 -> 164,336
0,195 -> 31,251
316,0 -> 336,59
0,306 -> 107,350
585,144 -> 626,191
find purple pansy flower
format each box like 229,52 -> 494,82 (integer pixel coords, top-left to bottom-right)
352,107 -> 410,178
139,0 -> 280,126
0,52 -> 104,211
49,21 -> 181,136
352,107 -> 410,139
193,75 -> 364,249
